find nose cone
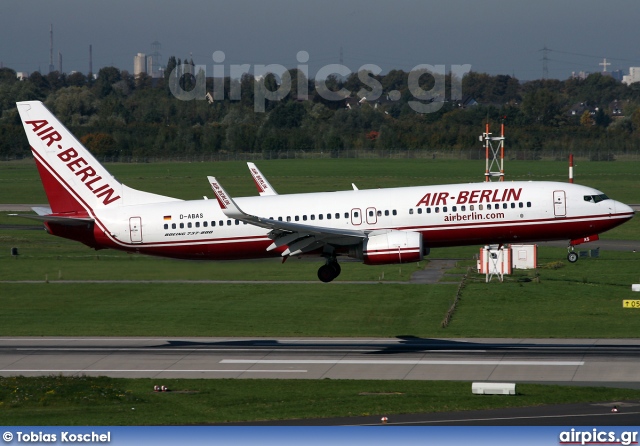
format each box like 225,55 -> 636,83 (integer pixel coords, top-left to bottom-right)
615,201 -> 635,218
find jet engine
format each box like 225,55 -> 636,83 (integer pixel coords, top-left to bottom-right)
349,230 -> 424,265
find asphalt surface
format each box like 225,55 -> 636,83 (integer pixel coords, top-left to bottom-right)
2,337 -> 640,426
2,337 -> 640,385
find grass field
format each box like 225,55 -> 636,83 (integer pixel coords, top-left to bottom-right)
3,376 -> 640,425
2,157 -> 640,202
1,158 -> 639,424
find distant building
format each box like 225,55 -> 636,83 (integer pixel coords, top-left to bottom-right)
455,95 -> 479,108
567,102 -> 596,118
134,53 -> 146,77
622,67 -> 640,85
610,69 -> 624,82
609,99 -> 626,118
16,72 -> 29,81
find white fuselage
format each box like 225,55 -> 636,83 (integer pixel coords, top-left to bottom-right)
89,180 -> 633,260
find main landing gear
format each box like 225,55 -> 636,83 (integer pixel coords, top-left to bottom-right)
318,257 -> 341,283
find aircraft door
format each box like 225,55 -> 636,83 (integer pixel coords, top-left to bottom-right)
351,208 -> 362,225
129,217 -> 143,243
366,207 -> 377,225
553,191 -> 566,217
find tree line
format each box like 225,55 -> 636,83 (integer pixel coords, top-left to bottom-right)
1,58 -> 640,160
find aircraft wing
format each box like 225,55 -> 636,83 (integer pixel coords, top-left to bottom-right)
208,176 -> 366,256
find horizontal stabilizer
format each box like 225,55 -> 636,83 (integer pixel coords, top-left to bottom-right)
32,206 -> 53,215
10,213 -> 94,225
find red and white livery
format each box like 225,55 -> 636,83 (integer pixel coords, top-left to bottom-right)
15,101 -> 635,282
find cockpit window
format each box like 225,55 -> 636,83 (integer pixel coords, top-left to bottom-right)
584,194 -> 609,203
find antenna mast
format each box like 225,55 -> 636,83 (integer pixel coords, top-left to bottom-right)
481,119 -> 506,182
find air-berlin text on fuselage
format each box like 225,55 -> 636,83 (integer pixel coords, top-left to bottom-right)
416,188 -> 522,207
25,119 -> 121,205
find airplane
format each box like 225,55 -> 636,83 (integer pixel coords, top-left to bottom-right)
14,100 -> 635,282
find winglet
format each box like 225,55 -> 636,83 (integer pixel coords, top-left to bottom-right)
247,162 -> 278,196
207,176 -> 244,219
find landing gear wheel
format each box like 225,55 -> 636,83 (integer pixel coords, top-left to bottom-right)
567,251 -> 578,263
317,260 -> 341,283
318,264 -> 336,283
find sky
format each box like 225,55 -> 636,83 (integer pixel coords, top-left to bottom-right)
2,0 -> 640,81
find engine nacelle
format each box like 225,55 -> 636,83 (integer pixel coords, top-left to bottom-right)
349,230 -> 424,265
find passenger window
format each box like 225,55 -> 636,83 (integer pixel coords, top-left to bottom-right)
461,205 -> 466,211
235,220 -> 240,225
392,210 -> 397,216
203,222 -> 208,227
417,208 -> 422,214
527,202 -> 531,208
487,204 -> 491,210
469,205 -> 474,211
409,209 -> 414,215
278,217 -> 283,221
287,216 -> 291,222
519,202 -> 523,208
511,203 -> 515,209
452,206 -> 457,212
384,210 -> 389,216
503,203 -> 508,209
303,215 -> 307,221
435,207 -> 439,213
318,214 -> 323,220
344,212 -> 349,218
164,224 -> 168,230
227,220 -> 231,226
427,208 -> 431,214
354,212 -> 359,218
180,223 -> 184,229
327,214 -> 331,220
377,210 -> 382,217
195,222 -> 200,228
478,205 -> 482,211
187,222 -> 192,228
295,216 -> 300,221
311,215 -> 315,220
211,221 -> 216,227
443,206 -> 447,212
172,223 -> 176,229
219,220 -> 223,226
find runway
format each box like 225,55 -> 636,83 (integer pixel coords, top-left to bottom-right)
1,337 -> 639,388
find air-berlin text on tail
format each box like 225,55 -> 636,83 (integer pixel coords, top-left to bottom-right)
25,119 -> 121,206
250,168 -> 268,193
416,188 -> 522,207
211,182 -> 231,208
